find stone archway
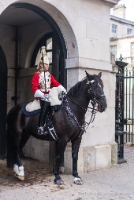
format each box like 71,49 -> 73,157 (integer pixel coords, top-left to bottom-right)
0,0 -> 78,168
0,0 -> 79,69
0,0 -> 79,106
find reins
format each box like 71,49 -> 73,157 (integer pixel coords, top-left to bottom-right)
68,98 -> 98,130
61,75 -> 105,137
69,98 -> 98,112
62,93 -> 98,135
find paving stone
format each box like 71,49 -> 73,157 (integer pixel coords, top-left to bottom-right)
0,147 -> 134,199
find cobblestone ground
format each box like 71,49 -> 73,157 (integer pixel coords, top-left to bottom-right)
0,146 -> 134,200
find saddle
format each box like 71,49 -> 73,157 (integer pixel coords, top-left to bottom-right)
22,87 -> 62,116
22,100 -> 61,115
22,87 -> 64,140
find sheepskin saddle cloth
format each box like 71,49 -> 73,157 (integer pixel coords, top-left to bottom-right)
22,87 -> 62,117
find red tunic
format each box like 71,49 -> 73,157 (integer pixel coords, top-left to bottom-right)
31,71 -> 60,96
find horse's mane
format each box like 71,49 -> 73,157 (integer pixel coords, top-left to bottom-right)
67,77 -> 86,97
67,74 -> 103,97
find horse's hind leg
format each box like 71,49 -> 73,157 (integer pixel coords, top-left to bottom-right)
20,131 -> 30,150
13,132 -> 25,181
13,131 -> 30,181
72,137 -> 83,185
53,140 -> 67,185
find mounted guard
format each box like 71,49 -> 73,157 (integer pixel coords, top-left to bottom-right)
31,46 -> 66,135
7,69 -> 107,184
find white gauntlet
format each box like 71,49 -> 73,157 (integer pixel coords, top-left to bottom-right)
34,90 -> 45,98
57,85 -> 67,95
34,90 -> 49,101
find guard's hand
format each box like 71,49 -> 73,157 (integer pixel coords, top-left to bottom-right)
57,85 -> 67,94
41,94 -> 50,102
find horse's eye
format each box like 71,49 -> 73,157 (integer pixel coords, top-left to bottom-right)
92,82 -> 96,87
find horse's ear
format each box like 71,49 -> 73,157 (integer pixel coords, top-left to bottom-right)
85,71 -> 88,76
98,72 -> 102,78
85,71 -> 93,80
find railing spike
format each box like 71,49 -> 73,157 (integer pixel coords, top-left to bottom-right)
132,67 -> 134,77
125,67 -> 128,77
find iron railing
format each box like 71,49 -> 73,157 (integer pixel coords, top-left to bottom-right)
124,67 -> 134,145
115,60 -> 127,163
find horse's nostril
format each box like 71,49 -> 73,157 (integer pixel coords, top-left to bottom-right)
100,105 -> 105,111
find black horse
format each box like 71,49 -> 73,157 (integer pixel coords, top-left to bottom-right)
6,71 -> 107,185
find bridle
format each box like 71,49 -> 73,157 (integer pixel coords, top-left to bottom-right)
64,77 -> 105,133
84,77 -> 105,128
86,78 -> 105,103
69,78 -> 105,110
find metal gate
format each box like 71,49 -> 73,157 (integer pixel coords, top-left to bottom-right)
124,67 -> 134,145
115,58 -> 134,162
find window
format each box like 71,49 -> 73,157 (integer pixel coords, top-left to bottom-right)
31,33 -> 53,67
35,38 -> 52,66
112,24 -> 117,33
46,38 -> 52,64
131,43 -> 134,57
127,28 -> 132,35
110,45 -> 117,59
131,58 -> 134,66
131,43 -> 134,66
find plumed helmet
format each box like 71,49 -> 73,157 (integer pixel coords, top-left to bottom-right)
37,46 -> 49,69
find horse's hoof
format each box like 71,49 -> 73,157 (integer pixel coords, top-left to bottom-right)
74,177 -> 83,185
13,165 -> 25,181
14,173 -> 25,181
54,178 -> 64,185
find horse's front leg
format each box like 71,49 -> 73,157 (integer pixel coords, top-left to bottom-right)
53,140 -> 67,185
72,137 -> 83,185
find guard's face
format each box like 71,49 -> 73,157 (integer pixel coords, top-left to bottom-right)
40,63 -> 49,72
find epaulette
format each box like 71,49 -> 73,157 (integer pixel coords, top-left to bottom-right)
37,70 -> 42,74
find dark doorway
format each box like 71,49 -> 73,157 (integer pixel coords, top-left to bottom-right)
31,32 -> 63,84
0,46 -> 7,157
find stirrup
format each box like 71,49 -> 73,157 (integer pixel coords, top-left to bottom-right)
48,126 -> 58,140
37,126 -> 48,136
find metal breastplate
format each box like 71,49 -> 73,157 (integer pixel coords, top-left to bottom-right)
39,71 -> 51,92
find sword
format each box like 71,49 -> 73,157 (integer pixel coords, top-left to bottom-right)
44,71 -> 47,92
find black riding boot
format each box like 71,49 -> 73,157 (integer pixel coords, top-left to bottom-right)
38,100 -> 50,135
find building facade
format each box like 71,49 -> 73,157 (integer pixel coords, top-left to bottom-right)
110,4 -> 134,145
110,4 -> 134,68
0,0 -> 119,173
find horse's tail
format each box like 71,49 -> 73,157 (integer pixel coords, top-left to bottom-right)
6,104 -> 25,168
6,125 -> 15,168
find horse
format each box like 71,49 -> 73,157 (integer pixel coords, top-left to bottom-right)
6,71 -> 107,185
